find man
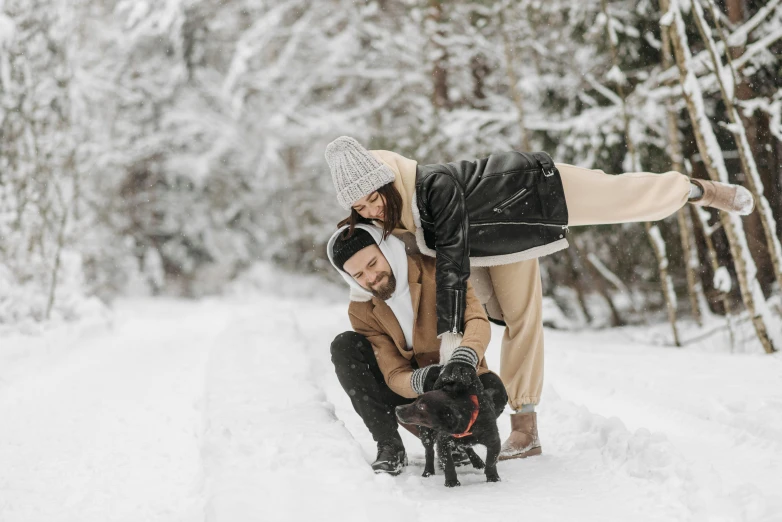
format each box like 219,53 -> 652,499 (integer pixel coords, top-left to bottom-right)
327,224 -> 507,475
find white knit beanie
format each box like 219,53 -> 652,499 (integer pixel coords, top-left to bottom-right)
325,136 -> 396,210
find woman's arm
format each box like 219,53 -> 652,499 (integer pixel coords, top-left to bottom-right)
433,279 -> 491,389
419,172 -> 471,337
460,280 -> 491,358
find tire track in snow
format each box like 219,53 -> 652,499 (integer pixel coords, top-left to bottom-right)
193,295 -> 773,521
544,329 -> 779,521
199,302 -> 422,522
0,299 -> 227,522
292,301 -> 746,521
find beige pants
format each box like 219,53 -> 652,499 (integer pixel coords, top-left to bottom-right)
471,164 -> 690,410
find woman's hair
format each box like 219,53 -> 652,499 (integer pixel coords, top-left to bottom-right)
337,182 -> 403,240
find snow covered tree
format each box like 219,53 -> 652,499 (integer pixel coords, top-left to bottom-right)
663,0 -> 779,353
689,0 -> 782,294
3,0 -> 782,339
0,0 -> 102,324
599,0 -> 681,345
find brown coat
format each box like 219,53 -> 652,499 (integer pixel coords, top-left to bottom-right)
348,254 -> 492,398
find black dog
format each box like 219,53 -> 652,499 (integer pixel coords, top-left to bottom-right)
395,376 -> 504,487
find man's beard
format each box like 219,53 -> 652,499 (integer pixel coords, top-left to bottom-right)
367,271 -> 397,300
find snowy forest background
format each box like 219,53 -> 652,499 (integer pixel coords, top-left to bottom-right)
2,0 -> 782,350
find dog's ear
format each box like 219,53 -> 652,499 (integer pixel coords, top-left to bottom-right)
484,387 -> 505,413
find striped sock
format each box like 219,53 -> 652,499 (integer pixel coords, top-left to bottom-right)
689,182 -> 704,200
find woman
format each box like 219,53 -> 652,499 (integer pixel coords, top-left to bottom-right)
325,135 -> 753,461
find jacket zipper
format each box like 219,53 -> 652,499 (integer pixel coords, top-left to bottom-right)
471,220 -> 568,230
482,166 -> 542,178
493,188 -> 530,213
452,290 -> 461,334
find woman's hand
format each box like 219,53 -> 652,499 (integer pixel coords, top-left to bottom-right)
435,363 -> 477,389
434,346 -> 479,390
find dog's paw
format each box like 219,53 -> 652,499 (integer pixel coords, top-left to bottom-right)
444,479 -> 461,488
486,473 -> 501,483
422,470 -> 434,478
471,459 -> 485,470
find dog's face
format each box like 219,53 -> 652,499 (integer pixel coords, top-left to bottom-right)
395,389 -> 469,434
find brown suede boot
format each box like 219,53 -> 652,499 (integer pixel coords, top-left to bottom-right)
499,412 -> 542,461
689,179 -> 755,215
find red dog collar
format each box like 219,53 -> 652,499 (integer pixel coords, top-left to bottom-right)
452,395 -> 479,439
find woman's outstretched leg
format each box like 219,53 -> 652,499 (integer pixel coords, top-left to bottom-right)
558,163 -> 691,225
557,163 -> 754,225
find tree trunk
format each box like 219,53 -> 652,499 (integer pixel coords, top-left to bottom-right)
586,251 -> 640,315
692,0 -> 782,294
573,239 -> 625,327
470,53 -> 489,108
690,205 -> 736,349
723,0 -> 781,293
45,196 -> 69,321
565,243 -> 593,324
499,10 -> 531,152
725,0 -> 746,33
662,0 -> 777,353
602,0 -> 679,342
428,0 -> 450,110
584,254 -> 625,327
679,209 -> 705,325
659,1 -> 703,325
682,207 -> 712,321
646,222 -> 682,346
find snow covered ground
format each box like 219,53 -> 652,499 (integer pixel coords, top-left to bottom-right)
2,290 -> 781,522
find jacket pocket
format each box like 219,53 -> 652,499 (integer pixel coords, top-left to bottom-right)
493,188 -> 533,214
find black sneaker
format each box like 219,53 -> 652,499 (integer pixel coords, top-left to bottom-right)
372,440 -> 407,475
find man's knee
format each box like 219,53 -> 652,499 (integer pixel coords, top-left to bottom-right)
330,331 -> 371,362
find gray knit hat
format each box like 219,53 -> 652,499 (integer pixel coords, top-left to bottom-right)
325,136 -> 396,210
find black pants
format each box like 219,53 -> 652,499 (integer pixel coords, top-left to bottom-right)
330,331 -> 508,444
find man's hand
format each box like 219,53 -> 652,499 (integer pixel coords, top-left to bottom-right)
411,364 -> 443,395
434,347 -> 479,390
422,365 -> 443,393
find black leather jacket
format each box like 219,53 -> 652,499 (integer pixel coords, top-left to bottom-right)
415,151 -> 568,336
